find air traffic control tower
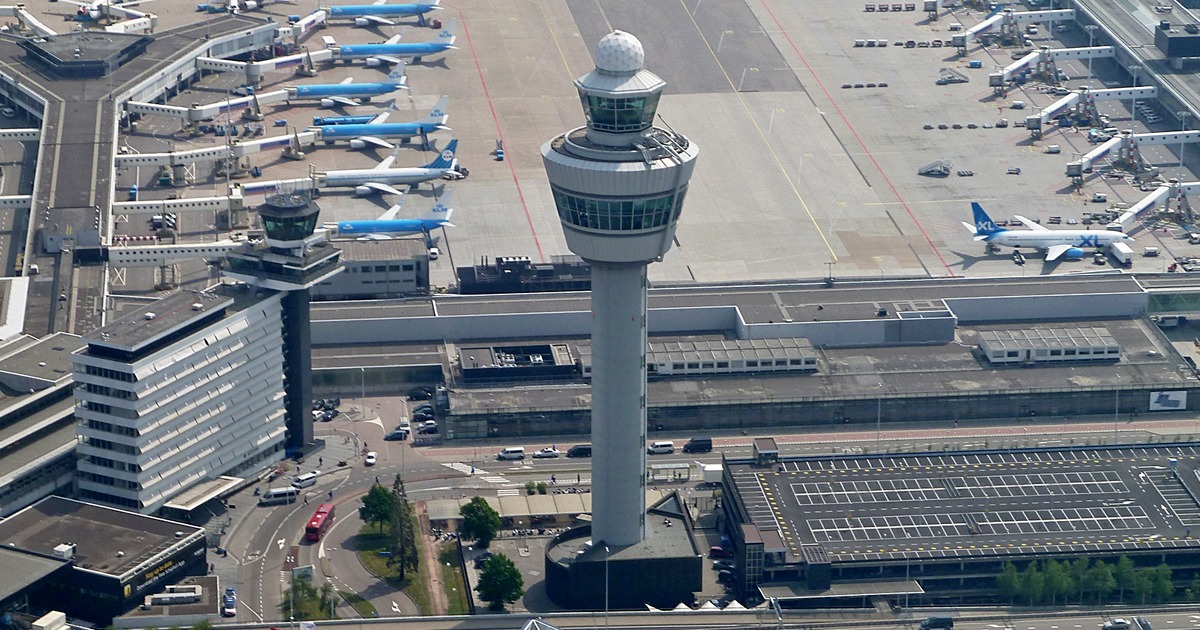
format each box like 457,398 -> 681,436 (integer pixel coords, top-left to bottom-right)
542,29 -> 699,548
541,31 -> 702,609
222,191 -> 343,452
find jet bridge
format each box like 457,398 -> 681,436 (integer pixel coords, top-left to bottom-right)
114,130 -> 320,169
989,46 -> 1113,91
104,15 -> 155,34
0,4 -> 56,37
278,10 -> 327,43
234,177 -> 317,196
195,48 -> 332,84
1026,86 -> 1157,133
126,89 -> 289,123
1068,130 -> 1200,177
0,128 -> 39,141
106,241 -> 243,267
954,8 -> 1075,51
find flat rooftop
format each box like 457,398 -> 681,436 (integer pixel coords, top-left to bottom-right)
313,274 -> 1147,326
83,290 -> 234,354
0,331 -> 83,386
446,315 -> 1191,413
0,496 -> 203,576
0,546 -> 68,601
728,444 -> 1200,564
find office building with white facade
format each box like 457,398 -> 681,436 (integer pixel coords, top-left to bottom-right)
73,286 -> 288,514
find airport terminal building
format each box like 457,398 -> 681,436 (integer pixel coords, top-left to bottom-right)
309,274 -> 1200,438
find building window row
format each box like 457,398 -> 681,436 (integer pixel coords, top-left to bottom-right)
579,92 -> 660,133
83,400 -> 138,420
79,488 -> 140,509
81,382 -> 136,400
84,365 -> 136,382
553,188 -> 686,232
84,436 -> 139,456
86,419 -> 139,437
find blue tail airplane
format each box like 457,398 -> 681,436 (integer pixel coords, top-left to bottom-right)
329,190 -> 454,239
962,202 -> 1132,261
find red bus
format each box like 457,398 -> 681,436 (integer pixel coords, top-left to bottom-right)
305,503 -> 335,541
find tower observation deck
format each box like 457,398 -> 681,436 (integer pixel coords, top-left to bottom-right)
541,31 -> 699,549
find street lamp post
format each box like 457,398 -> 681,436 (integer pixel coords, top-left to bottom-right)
1085,25 -> 1099,89
359,366 -> 366,421
1178,111 -> 1192,167
1114,373 -> 1120,439
875,388 -> 883,446
604,545 -> 610,629
1129,65 -> 1141,121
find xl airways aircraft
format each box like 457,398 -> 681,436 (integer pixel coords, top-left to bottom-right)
64,0 -> 152,21
330,190 -> 454,239
313,96 -> 449,149
290,69 -> 407,108
317,139 -> 460,195
963,202 -> 1133,261
328,0 -> 441,27
333,19 -> 457,65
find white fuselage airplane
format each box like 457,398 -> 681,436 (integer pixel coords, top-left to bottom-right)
963,202 -> 1133,261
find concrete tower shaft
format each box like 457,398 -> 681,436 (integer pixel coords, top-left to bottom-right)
541,31 -> 698,547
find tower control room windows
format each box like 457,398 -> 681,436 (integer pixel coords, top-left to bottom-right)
579,91 -> 660,133
552,188 -> 689,232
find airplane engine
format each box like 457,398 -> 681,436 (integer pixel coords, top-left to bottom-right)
243,0 -> 260,9
349,139 -> 368,150
1064,247 -> 1085,260
320,98 -> 335,108
354,185 -> 374,196
365,57 -> 383,67
354,17 -> 370,27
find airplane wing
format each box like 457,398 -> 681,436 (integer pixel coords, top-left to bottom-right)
378,202 -> 404,221
356,135 -> 395,150
360,182 -> 404,196
376,147 -> 402,169
373,55 -> 405,66
326,96 -> 358,107
339,77 -> 355,85
59,0 -> 89,7
356,234 -> 395,240
1045,244 -> 1073,261
1013,215 -> 1049,231
358,14 -> 395,26
384,33 -> 403,45
373,0 -> 386,5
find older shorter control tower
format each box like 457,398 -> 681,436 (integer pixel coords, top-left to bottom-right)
542,32 -> 699,547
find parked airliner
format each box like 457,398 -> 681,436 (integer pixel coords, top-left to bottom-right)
962,202 -> 1133,261
328,0 -> 441,27
332,19 -> 456,65
317,139 -> 460,195
313,96 -> 448,149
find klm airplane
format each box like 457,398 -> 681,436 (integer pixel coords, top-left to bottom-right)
331,190 -> 454,239
314,96 -> 449,150
317,138 -> 460,195
290,68 -> 407,108
328,0 -> 441,27
963,202 -> 1133,261
333,19 -> 457,65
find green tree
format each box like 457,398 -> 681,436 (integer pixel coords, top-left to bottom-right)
997,562 -> 1021,604
1114,556 -> 1136,603
1086,560 -> 1117,604
1069,557 -> 1090,604
359,483 -> 394,532
1132,568 -> 1154,605
460,496 -> 501,547
475,553 -> 524,610
389,473 -> 420,579
1020,561 -> 1045,605
281,576 -> 336,620
1151,564 -> 1175,603
1043,559 -> 1073,605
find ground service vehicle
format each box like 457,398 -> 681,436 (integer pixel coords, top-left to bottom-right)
259,487 -> 299,506
305,503 -> 336,541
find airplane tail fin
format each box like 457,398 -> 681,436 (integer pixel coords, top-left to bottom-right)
423,189 -> 453,224
418,96 -> 449,126
969,202 -> 1004,239
424,138 -> 458,169
436,18 -> 456,43
387,63 -> 407,87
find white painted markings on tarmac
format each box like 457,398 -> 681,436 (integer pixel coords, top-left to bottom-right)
277,538 -> 285,550
443,462 -> 511,484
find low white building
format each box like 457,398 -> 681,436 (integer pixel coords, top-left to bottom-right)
73,286 -> 287,513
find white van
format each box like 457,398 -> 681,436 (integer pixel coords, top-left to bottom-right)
259,486 -> 299,506
497,447 -> 526,461
1045,145 -> 1061,154
292,472 -> 319,488
949,22 -> 963,31
1092,192 -> 1108,203
647,441 -> 676,455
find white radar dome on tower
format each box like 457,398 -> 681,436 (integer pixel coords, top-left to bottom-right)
594,30 -> 645,73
